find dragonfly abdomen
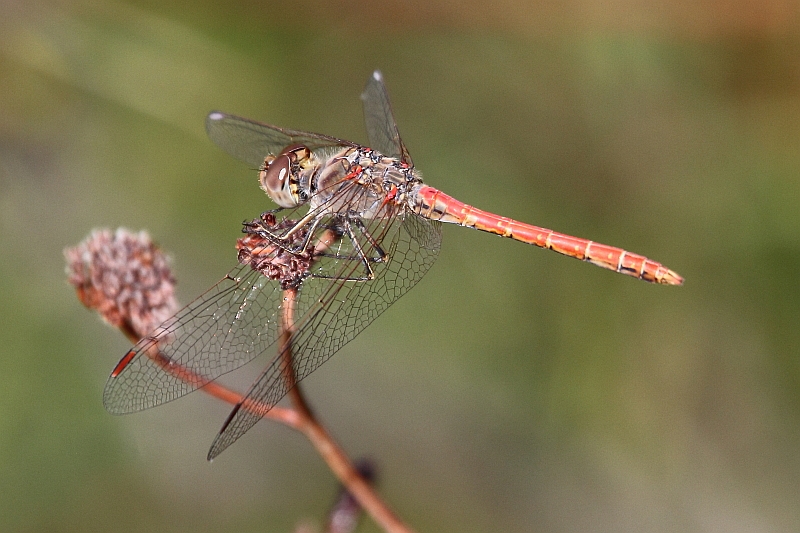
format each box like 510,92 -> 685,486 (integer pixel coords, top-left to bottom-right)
412,185 -> 683,285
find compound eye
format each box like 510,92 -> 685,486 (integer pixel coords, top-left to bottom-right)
280,143 -> 311,163
260,154 -> 291,196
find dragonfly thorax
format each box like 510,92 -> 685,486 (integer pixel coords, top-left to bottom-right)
308,147 -> 421,219
263,144 -> 422,219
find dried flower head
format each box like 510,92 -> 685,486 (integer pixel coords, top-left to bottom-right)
237,214 -> 312,289
65,228 -> 178,339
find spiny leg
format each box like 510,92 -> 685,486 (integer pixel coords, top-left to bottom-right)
310,216 -> 386,282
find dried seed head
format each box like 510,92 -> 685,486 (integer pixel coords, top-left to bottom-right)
64,228 -> 178,338
237,216 -> 311,289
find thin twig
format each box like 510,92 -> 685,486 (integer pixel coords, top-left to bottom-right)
117,274 -> 413,532
279,289 -> 413,533
279,287 -> 314,420
70,227 -> 415,532
118,317 -> 303,429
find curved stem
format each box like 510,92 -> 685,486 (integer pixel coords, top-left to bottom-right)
280,289 -> 412,533
119,295 -> 414,532
119,319 -> 302,428
279,287 -> 314,420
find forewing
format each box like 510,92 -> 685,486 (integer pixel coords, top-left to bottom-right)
207,204 -> 442,458
206,111 -> 357,168
360,71 -> 413,165
103,261 -> 285,414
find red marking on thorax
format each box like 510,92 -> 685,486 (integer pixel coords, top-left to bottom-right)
343,165 -> 363,181
381,184 -> 399,207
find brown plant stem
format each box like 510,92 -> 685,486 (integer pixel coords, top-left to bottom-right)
279,287 -> 314,420
117,281 -> 414,532
280,288 -> 412,533
117,318 -> 302,428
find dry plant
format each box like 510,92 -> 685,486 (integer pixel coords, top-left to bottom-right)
66,227 -> 411,533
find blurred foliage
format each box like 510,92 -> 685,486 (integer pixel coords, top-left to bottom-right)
2,1 -> 800,532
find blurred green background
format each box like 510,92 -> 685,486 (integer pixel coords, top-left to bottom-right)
2,0 -> 800,531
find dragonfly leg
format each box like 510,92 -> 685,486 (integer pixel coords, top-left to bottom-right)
308,215 -> 386,282
350,216 -> 388,264
242,211 -> 384,283
343,218 -> 376,281
243,210 -> 321,256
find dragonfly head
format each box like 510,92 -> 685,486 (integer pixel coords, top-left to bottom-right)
259,144 -> 312,208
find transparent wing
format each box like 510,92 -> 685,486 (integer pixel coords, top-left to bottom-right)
103,179 -> 390,415
206,111 -> 358,168
360,71 -> 413,165
206,206 -> 441,459
104,175 -> 441,457
103,262 -> 284,414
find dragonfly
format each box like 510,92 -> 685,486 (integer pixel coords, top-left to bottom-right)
104,71 -> 683,460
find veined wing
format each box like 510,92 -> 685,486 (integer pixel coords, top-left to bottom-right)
206,111 -> 358,168
103,173 -> 390,414
206,188 -> 441,459
360,71 -> 413,165
103,261 -> 285,414
104,173 -> 442,458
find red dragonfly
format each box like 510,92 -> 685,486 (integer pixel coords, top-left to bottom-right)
104,71 -> 682,459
